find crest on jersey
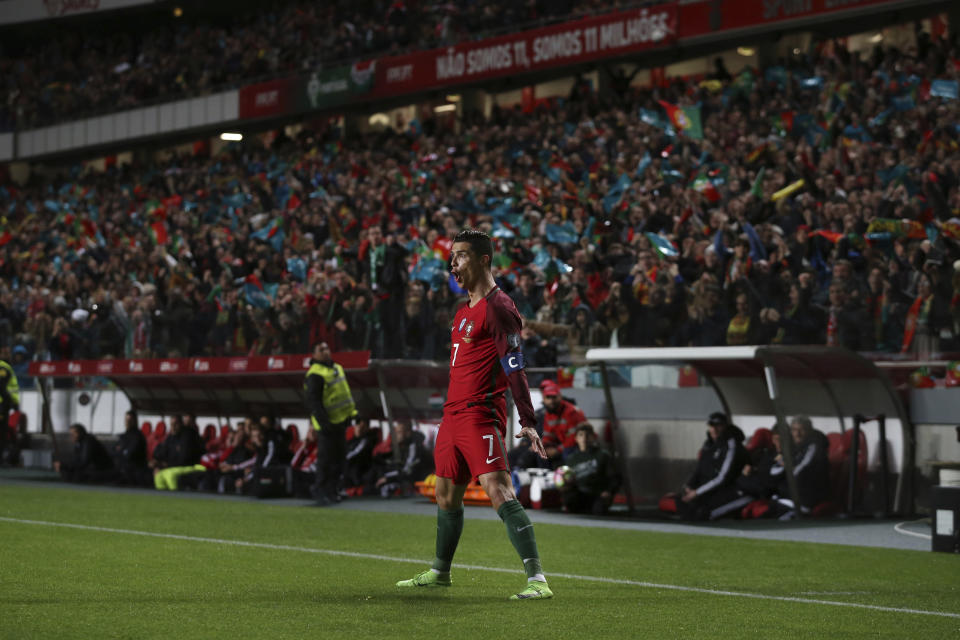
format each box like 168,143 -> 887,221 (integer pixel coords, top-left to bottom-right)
462,320 -> 475,343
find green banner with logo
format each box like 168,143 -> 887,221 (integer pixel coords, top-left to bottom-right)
300,61 -> 376,111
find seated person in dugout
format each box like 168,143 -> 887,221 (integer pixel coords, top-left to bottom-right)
113,409 -> 149,486
738,416 -> 830,518
237,424 -> 288,496
288,426 -> 319,498
374,420 -> 433,497
151,414 -> 205,491
674,412 -> 750,521
558,424 -> 620,515
342,417 -> 379,491
54,423 -> 115,483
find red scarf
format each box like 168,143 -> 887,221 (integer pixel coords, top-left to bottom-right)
901,295 -> 932,353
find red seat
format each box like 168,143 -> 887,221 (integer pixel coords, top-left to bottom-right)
202,424 -> 217,442
202,424 -> 219,452
141,421 -> 152,438
286,424 -> 300,444
741,499 -> 770,519
746,427 -> 773,453
827,430 -> 867,508
658,494 -> 678,514
8,410 -> 25,434
147,421 -> 167,459
811,501 -> 840,517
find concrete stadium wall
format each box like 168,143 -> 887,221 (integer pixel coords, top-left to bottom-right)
15,90 -> 239,159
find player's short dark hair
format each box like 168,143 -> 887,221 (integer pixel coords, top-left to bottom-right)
453,228 -> 493,263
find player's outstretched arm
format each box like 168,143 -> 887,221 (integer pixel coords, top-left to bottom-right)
488,293 -> 544,457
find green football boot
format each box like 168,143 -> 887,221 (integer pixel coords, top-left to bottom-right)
396,569 -> 452,588
510,581 -> 553,600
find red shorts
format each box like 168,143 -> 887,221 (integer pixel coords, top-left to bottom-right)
434,409 -> 509,485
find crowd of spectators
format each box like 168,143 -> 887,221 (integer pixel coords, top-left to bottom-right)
0,0 -> 625,130
2,32 -> 960,372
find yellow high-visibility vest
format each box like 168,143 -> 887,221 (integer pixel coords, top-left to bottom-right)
305,362 -> 356,429
0,360 -> 19,407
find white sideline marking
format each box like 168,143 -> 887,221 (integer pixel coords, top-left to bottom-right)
1,516 -> 957,620
894,520 -> 932,541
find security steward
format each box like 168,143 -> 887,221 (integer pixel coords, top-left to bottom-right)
304,341 -> 357,506
0,352 -> 20,464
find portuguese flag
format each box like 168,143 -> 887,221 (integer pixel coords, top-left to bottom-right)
149,220 -> 169,245
658,100 -> 703,139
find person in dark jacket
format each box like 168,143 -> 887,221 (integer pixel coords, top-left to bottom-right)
343,417 -> 380,490
737,417 -> 831,518
559,424 -> 620,515
55,423 -> 114,483
821,283 -> 871,350
151,414 -> 205,490
775,416 -> 831,516
150,415 -> 204,470
215,429 -> 257,493
761,282 -> 824,345
676,412 -> 750,521
239,424 -> 289,498
113,409 -> 148,486
374,420 -> 433,497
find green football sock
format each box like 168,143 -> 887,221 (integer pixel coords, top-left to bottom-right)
497,499 -> 543,579
431,507 -> 464,573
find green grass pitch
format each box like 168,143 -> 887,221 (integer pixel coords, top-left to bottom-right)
1,484 -> 958,639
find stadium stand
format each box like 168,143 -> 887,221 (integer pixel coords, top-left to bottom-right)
0,0 -> 625,129
2,30 -> 959,368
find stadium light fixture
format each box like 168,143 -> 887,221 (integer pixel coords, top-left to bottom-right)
434,104 -> 457,113
220,133 -> 243,141
446,94 -> 461,102
368,113 -> 390,127
736,47 -> 755,57
869,33 -> 884,43
173,6 -> 183,18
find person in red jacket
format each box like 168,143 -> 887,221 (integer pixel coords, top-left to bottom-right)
540,380 -> 591,456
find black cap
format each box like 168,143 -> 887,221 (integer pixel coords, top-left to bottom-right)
707,412 -> 728,427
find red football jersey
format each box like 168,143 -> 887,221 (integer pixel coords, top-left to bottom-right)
445,288 -> 536,429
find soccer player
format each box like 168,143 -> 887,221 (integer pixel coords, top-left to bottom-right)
396,229 -> 553,600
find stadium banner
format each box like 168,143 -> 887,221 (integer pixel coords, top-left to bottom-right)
29,352 -> 371,377
299,61 -> 377,112
0,0 -> 157,25
373,3 -> 676,98
238,78 -> 296,120
678,0 -> 928,39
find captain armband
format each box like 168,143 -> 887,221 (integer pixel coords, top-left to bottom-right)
500,351 -> 526,374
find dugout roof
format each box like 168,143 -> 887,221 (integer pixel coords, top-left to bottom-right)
28,353 -> 450,422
